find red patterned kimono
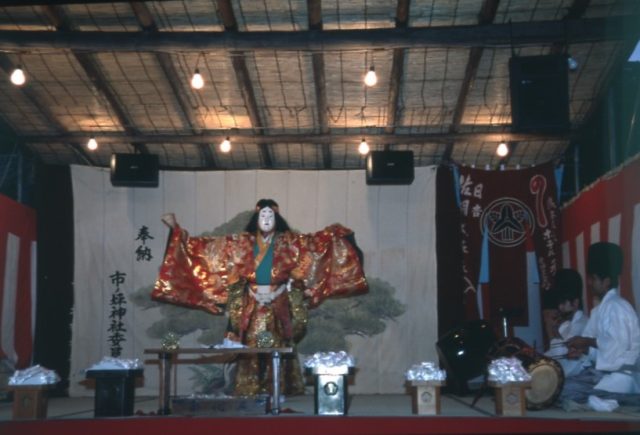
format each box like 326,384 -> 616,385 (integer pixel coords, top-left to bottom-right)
152,223 -> 368,396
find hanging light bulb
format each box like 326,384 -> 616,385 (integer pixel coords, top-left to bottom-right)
364,66 -> 377,87
358,138 -> 369,155
87,137 -> 98,151
496,142 -> 509,157
191,68 -> 204,90
219,137 -> 231,153
10,67 -> 26,86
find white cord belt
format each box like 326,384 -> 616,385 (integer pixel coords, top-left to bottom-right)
248,283 -> 288,306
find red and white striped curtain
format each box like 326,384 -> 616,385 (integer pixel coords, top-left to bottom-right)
0,194 -> 37,369
561,155 -> 640,313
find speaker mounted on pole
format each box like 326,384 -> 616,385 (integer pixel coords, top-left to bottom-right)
509,54 -> 570,133
366,150 -> 414,185
110,153 -> 159,188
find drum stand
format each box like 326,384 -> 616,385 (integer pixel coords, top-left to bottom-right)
470,309 -> 521,408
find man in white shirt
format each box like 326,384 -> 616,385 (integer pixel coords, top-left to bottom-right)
559,242 -> 640,407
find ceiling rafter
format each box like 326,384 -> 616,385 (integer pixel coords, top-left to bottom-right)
0,16 -> 635,52
0,55 -> 95,165
217,0 -> 272,169
129,1 -> 217,168
21,128 -> 572,146
0,0 -> 177,5
442,0 -> 499,163
308,0 -> 331,169
0,1 -> 634,171
383,0 -> 410,148
41,5 -> 149,155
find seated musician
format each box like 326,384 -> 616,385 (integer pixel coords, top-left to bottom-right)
560,242 -> 640,408
544,269 -> 589,377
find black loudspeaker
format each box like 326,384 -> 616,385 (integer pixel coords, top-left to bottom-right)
110,154 -> 159,188
365,151 -> 414,185
509,54 -> 570,132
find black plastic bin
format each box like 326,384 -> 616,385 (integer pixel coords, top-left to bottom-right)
86,369 -> 143,417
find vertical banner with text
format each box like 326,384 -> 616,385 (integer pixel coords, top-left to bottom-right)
457,163 -> 560,328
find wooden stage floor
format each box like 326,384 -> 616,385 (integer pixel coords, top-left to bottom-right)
2,392 -> 640,434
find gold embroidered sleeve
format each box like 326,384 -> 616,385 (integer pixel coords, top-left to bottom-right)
151,225 -> 237,315
291,224 -> 368,308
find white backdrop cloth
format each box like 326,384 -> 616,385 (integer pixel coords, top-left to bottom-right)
70,166 -> 438,396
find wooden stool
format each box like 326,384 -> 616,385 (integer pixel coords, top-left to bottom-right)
488,380 -> 531,416
10,384 -> 53,420
410,380 -> 444,415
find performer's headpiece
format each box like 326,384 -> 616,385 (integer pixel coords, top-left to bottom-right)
255,198 -> 279,214
587,242 -> 623,279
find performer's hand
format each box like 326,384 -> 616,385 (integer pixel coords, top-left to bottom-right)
566,347 -> 584,359
566,336 -> 596,356
161,213 -> 177,229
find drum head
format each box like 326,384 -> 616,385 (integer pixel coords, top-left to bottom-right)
525,358 -> 564,410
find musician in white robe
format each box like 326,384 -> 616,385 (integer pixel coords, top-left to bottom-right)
560,242 -> 640,408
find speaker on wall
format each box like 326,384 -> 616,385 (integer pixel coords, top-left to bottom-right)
366,150 -> 414,185
110,153 -> 159,188
509,54 -> 570,132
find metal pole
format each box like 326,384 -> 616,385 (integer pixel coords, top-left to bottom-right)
159,352 -> 172,415
271,351 -> 281,415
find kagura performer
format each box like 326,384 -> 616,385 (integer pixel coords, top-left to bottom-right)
152,199 -> 368,396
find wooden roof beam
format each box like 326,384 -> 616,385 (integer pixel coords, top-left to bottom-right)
384,0 -> 410,146
20,129 -> 573,146
308,0 -> 331,169
217,0 -> 272,168
130,1 -> 217,168
0,16 -> 636,52
442,0 -> 499,163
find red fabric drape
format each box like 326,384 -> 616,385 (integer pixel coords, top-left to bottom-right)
0,194 -> 37,368
458,163 -> 561,326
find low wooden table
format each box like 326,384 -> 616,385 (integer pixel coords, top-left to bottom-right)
144,347 -> 292,416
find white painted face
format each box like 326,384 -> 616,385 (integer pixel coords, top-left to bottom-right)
258,207 -> 276,233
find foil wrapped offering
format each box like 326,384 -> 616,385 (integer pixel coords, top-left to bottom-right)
487,357 -> 531,384
87,356 -> 143,371
405,361 -> 447,382
211,338 -> 247,349
9,365 -> 60,386
304,351 -> 354,374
